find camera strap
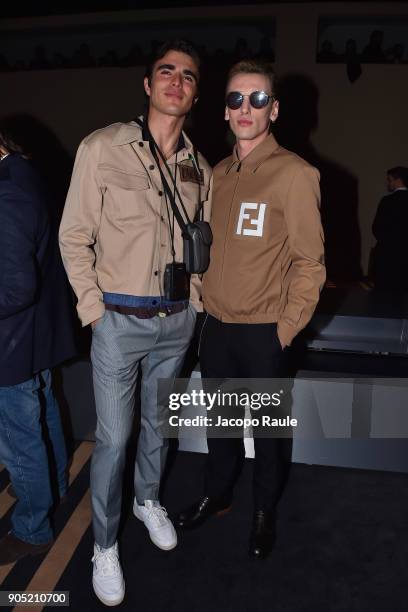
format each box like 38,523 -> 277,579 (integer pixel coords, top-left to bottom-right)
134,117 -> 190,232
163,153 -> 178,261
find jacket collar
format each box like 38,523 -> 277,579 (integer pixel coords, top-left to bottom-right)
225,133 -> 280,174
0,152 -> 14,166
0,152 -> 18,176
112,116 -> 190,156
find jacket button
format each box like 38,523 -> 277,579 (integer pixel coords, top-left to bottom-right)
158,190 -> 163,196
139,142 -> 144,147
149,165 -> 155,170
154,271 -> 158,276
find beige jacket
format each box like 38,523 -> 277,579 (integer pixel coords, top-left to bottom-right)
59,120 -> 212,326
203,134 -> 325,347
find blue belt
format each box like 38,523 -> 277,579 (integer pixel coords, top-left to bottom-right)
103,293 -> 189,318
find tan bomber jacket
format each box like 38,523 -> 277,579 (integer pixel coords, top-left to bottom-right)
202,133 -> 325,347
59,119 -> 212,326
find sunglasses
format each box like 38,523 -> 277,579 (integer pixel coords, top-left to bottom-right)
226,90 -> 275,110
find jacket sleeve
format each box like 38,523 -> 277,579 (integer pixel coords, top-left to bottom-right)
278,165 -> 326,347
0,188 -> 40,319
189,172 -> 213,312
59,140 -> 105,327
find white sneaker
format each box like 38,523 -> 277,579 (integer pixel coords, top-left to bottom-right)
92,542 -> 125,606
133,499 -> 177,551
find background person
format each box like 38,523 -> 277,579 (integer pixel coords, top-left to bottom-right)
372,166 -> 408,292
0,125 -> 77,565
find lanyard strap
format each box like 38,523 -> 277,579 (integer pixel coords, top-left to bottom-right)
134,117 -> 190,231
163,156 -> 178,260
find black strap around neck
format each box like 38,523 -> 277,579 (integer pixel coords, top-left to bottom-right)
134,116 -> 191,232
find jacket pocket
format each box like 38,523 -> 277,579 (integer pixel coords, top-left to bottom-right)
91,309 -> 108,332
99,166 -> 150,220
179,179 -> 210,221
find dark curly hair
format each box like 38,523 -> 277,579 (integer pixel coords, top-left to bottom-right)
144,39 -> 200,86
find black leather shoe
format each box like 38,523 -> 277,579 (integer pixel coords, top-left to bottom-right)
248,510 -> 276,559
0,533 -> 53,565
176,496 -> 231,529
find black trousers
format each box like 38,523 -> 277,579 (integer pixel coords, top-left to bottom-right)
200,314 -> 292,513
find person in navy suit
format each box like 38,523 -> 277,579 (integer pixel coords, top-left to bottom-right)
372,166 -> 408,292
0,125 -> 77,564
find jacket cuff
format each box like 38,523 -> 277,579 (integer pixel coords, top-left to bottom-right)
277,320 -> 298,348
78,303 -> 106,327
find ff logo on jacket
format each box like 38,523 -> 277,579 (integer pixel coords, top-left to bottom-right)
236,202 -> 266,237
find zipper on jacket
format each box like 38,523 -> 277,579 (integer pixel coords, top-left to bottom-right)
219,167 -> 242,285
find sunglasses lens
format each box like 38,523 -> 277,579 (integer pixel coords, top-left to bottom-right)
249,91 -> 270,108
226,92 -> 243,109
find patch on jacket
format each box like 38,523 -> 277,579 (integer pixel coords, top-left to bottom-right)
178,163 -> 204,185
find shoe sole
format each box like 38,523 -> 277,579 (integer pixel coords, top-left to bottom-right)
133,506 -> 177,551
149,536 -> 177,551
92,579 -> 125,607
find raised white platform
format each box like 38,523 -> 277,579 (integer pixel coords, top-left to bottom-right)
61,361 -> 408,473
